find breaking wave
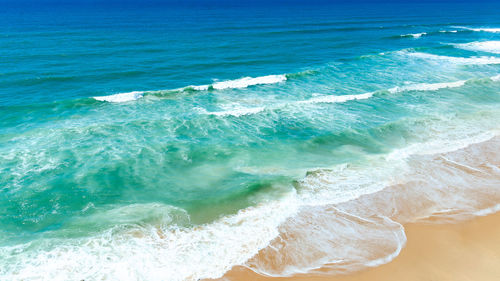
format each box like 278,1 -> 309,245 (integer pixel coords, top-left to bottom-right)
454,41 -> 500,54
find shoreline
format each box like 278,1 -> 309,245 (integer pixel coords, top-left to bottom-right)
215,211 -> 500,281
209,136 -> 500,281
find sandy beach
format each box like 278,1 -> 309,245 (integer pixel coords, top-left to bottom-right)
216,211 -> 500,281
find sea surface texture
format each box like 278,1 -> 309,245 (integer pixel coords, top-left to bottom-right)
1,1 -> 500,280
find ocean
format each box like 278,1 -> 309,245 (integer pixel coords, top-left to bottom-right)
1,1 -> 500,280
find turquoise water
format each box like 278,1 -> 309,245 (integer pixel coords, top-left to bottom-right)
1,1 -> 500,280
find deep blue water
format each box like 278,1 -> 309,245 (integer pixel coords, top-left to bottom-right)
2,1 -> 499,106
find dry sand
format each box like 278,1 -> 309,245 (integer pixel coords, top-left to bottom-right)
215,211 -> 500,281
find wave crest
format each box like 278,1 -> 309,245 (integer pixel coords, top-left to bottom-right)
401,32 -> 427,38
454,41 -> 500,54
403,51 -> 500,65
93,91 -> 144,103
93,75 -> 287,103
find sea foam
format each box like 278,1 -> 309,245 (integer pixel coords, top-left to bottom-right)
454,41 -> 500,54
93,75 -> 287,103
387,80 -> 467,93
401,32 -> 426,38
405,51 -> 500,65
0,196 -> 299,281
246,125 -> 500,277
93,91 -> 144,103
211,75 -> 287,90
204,75 -> 497,118
299,92 -> 374,104
458,26 -> 500,33
210,106 -> 266,117
4,89 -> 500,281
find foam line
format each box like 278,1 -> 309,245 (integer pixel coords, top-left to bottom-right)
388,80 -> 466,93
454,41 -> 500,54
299,92 -> 374,104
209,106 -> 266,117
405,51 -> 500,65
457,26 -> 500,33
401,32 -> 426,38
93,91 -> 144,103
93,75 -> 287,103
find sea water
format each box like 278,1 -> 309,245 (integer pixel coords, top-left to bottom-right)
1,1 -> 500,280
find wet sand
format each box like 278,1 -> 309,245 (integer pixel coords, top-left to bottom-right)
216,211 -> 500,281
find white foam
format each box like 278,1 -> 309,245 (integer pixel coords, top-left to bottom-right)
7,69 -> 500,281
93,75 -> 287,103
459,27 -> 500,33
388,80 -> 467,93
0,195 -> 299,281
183,84 -> 210,91
182,75 -> 287,92
204,74 -> 498,118
206,92 -> 374,118
181,75 -> 287,92
439,30 -> 458,33
3,120 -> 500,280
299,92 -> 374,104
93,91 -> 144,103
402,32 -> 426,38
454,41 -> 500,54
209,106 -> 266,117
211,75 -> 287,90
247,132 -> 500,277
406,51 -> 500,65
387,131 -> 497,161
246,206 -> 407,277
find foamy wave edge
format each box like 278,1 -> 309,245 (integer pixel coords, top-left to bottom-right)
402,51 -> 500,65
206,74 -> 500,118
401,32 -> 427,38
92,74 -> 287,103
93,91 -> 144,103
455,26 -> 500,33
5,94 -> 500,281
454,41 -> 500,54
244,123 -> 500,277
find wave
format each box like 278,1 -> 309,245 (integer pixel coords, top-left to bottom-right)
209,106 -> 266,117
205,75 -> 499,118
401,32 -> 426,38
93,91 -> 144,103
0,196 -> 299,281
90,51 -> 496,105
211,74 -> 286,90
185,74 -> 287,91
456,26 -> 500,33
93,75 -> 287,103
389,30 -> 465,40
299,92 -> 374,104
3,94 -> 500,281
246,129 -> 500,277
10,133 -> 496,280
387,80 -> 466,93
404,51 -> 500,65
206,92 -> 376,117
454,41 -> 500,54
204,92 -> 374,117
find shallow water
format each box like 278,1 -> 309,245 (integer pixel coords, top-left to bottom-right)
1,1 -> 500,280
